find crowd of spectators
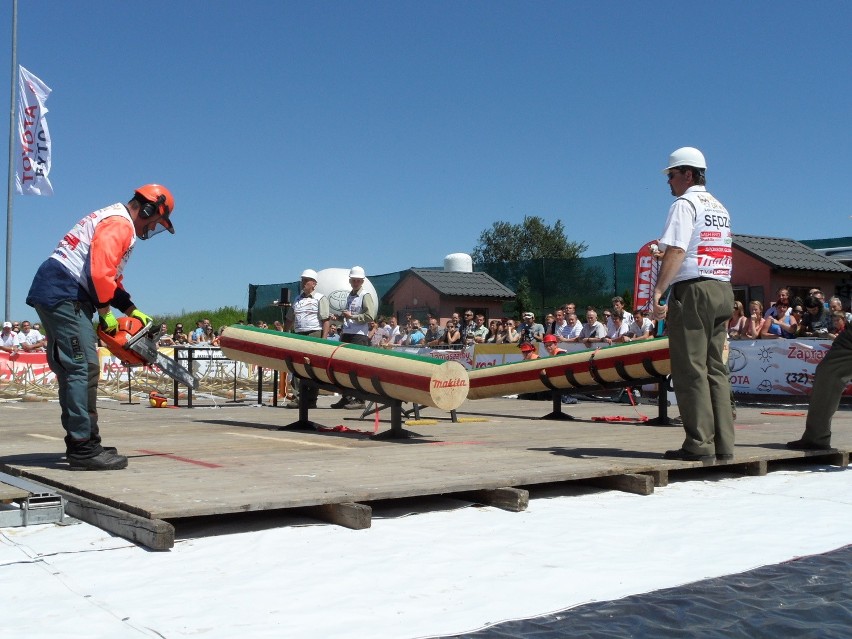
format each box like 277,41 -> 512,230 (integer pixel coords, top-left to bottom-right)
362,288 -> 850,354
0,319 -> 47,355
729,287 -> 849,340
106,285 -> 847,358
351,296 -> 665,353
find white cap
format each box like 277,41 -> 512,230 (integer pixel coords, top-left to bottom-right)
300,269 -> 318,281
349,266 -> 366,279
523,312 -> 534,319
662,147 -> 706,173
2,321 -> 11,328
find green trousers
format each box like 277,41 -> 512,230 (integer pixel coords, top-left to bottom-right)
35,300 -> 104,458
667,278 -> 735,456
801,328 -> 852,448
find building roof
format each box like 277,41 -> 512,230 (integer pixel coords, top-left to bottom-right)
383,268 -> 516,300
798,236 -> 852,264
734,234 -> 852,273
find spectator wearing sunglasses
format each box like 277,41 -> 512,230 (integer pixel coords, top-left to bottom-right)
172,323 -> 189,344
799,295 -> 831,337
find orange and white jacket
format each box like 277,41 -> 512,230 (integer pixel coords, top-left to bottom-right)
26,203 -> 136,311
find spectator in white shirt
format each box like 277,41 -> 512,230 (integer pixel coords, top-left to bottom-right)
580,308 -> 606,347
628,308 -> 655,340
15,320 -> 46,352
604,309 -> 632,344
560,312 -> 584,343
1,322 -> 18,353
606,296 -> 634,334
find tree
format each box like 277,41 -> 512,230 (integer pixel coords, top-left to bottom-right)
513,276 -> 533,317
471,216 -> 587,263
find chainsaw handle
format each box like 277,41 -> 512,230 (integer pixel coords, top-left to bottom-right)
123,320 -> 156,350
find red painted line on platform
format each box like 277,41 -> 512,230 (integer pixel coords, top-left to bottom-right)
136,449 -> 223,468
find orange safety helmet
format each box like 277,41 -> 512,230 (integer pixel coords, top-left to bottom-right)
149,391 -> 169,408
134,184 -> 176,237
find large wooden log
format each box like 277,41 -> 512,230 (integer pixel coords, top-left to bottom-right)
219,325 -> 469,411
467,338 -> 671,400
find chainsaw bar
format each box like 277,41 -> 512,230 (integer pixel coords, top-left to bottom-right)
152,351 -> 199,390
125,322 -> 200,390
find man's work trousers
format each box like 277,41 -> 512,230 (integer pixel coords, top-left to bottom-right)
802,328 -> 852,448
667,279 -> 735,456
35,301 -> 103,458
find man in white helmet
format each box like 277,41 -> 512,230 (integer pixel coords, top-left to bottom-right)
652,147 -> 735,463
331,266 -> 377,410
285,268 -> 330,409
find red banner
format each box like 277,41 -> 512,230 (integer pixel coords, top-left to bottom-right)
0,350 -> 54,383
633,240 -> 661,313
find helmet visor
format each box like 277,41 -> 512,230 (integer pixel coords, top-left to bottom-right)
140,214 -> 175,240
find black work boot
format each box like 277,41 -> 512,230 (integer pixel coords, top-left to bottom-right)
68,450 -> 128,471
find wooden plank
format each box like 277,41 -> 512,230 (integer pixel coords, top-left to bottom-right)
773,450 -> 849,469
456,487 -> 529,512
580,473 -> 654,496
746,460 -> 768,476
302,502 -> 371,530
0,481 -> 30,503
59,491 -> 175,550
640,470 -> 668,487
719,459 -> 768,476
824,451 -> 849,467
0,399 -> 849,529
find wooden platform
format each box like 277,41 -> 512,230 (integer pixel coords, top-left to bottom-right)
1,395 -> 848,549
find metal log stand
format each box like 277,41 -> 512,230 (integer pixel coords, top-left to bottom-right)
277,356 -> 422,439
537,351 -> 672,423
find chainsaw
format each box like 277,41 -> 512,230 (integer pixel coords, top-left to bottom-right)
98,317 -> 200,390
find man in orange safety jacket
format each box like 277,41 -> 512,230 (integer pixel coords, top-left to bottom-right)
26,184 -> 176,471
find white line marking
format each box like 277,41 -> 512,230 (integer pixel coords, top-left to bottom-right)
224,432 -> 348,449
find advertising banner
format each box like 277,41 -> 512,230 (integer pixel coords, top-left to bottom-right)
727,338 -> 852,396
3,340 -> 850,398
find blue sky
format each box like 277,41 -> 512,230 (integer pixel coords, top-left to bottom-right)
2,1 -> 850,321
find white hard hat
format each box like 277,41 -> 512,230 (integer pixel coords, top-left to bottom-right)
662,147 -> 706,173
300,269 -> 318,281
349,266 -> 366,279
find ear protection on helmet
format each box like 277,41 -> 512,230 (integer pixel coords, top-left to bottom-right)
140,194 -> 167,220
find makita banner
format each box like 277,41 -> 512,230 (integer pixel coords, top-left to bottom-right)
16,65 -> 53,196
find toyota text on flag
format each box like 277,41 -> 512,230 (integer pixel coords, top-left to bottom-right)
16,65 -> 53,196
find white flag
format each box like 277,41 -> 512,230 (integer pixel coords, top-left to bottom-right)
16,65 -> 53,196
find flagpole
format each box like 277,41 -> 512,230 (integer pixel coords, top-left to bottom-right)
5,0 -> 18,322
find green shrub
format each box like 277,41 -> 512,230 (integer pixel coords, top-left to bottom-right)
158,306 -> 247,334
